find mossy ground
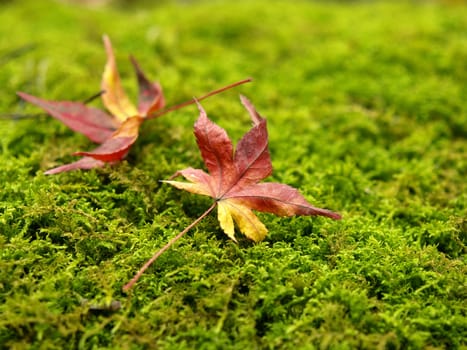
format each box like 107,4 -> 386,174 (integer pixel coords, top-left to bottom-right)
0,0 -> 466,349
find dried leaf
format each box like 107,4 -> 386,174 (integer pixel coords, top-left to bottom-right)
18,35 -> 249,175
165,96 -> 341,242
18,35 -> 163,173
123,95 -> 340,291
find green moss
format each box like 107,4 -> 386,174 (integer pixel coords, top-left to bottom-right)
1,0 -> 466,349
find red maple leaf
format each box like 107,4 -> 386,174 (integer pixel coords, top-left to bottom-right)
123,96 -> 341,291
165,95 -> 341,241
17,35 -> 250,174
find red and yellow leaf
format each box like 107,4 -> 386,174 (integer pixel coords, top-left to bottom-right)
18,34 -> 250,175
123,95 -> 339,291
166,96 -> 341,242
18,36 -> 163,173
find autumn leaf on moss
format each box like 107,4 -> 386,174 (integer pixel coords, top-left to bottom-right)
123,96 -> 340,291
17,35 -> 163,174
165,95 -> 341,242
17,35 -> 250,174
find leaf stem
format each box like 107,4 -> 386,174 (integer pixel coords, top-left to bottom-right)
122,202 -> 218,292
83,90 -> 106,104
149,77 -> 252,118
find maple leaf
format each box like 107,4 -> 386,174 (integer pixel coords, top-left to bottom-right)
17,35 -> 163,174
123,96 -> 341,292
17,35 -> 250,174
164,95 -> 341,242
